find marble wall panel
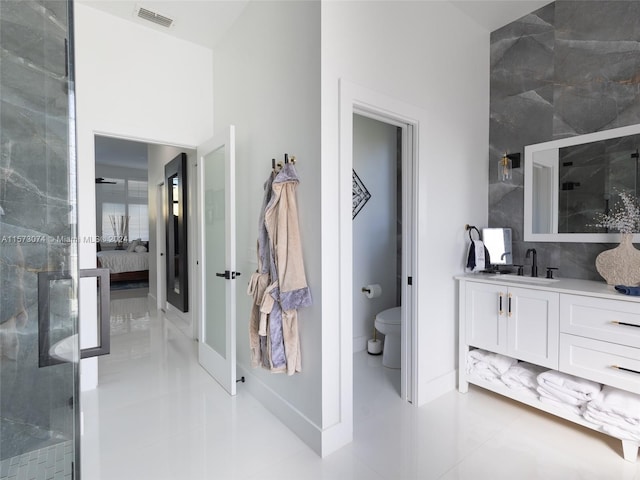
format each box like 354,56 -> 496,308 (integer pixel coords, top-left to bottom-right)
489,1 -> 640,281
0,0 -> 76,461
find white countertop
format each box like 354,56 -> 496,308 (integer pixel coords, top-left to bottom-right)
455,273 -> 640,303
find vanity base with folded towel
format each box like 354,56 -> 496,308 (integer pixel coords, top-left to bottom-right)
462,348 -> 639,462
457,274 -> 640,463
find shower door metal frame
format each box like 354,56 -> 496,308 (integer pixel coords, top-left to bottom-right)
37,268 -> 110,368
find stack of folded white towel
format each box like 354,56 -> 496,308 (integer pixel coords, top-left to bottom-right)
536,370 -> 601,415
467,349 -> 517,383
501,362 -> 547,397
467,349 -> 544,397
466,350 -> 640,441
583,386 -> 640,441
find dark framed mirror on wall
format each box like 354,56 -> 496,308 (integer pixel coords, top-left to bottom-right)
165,153 -> 189,312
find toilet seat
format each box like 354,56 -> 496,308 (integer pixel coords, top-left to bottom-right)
375,306 -> 401,326
374,307 -> 401,369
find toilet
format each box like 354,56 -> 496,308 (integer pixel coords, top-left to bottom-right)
374,306 -> 401,369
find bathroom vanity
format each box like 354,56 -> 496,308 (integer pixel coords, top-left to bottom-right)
457,274 -> 640,462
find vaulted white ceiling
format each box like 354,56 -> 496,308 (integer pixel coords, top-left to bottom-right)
79,0 -> 552,50
77,0 -> 250,50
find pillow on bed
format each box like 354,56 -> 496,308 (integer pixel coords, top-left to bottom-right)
127,239 -> 140,252
134,245 -> 147,253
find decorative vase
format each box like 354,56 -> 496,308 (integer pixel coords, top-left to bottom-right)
595,233 -> 640,286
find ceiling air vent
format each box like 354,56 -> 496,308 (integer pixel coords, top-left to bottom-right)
136,6 -> 174,28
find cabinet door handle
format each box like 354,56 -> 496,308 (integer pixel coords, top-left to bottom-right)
498,292 -> 504,315
508,293 -> 512,317
611,320 -> 640,329
612,365 -> 640,375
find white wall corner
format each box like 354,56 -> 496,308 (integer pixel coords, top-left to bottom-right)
80,357 -> 98,392
415,369 -> 458,407
320,416 -> 353,457
237,366 -> 323,455
238,361 -> 355,458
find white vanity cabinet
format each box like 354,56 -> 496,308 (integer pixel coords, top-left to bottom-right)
465,282 -> 559,369
457,275 -> 640,462
559,294 -> 640,395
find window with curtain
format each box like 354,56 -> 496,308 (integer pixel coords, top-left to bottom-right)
98,177 -> 149,242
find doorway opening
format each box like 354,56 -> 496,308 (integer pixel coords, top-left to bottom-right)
351,108 -> 416,406
352,113 -> 405,404
333,80 -> 420,454
92,133 -> 198,341
94,135 -> 150,293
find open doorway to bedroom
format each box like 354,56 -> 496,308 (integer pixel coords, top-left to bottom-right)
93,134 -> 199,339
94,136 -> 150,293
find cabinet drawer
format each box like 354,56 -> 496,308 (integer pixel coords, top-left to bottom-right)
560,294 -> 640,348
559,334 -> 640,395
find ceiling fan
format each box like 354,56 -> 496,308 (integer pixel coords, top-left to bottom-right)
95,177 -> 116,184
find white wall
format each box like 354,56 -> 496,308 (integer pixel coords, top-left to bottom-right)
321,1 -> 490,454
352,114 -> 399,351
212,0 -> 322,452
74,3 -> 213,391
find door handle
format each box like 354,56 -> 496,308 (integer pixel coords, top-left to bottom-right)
216,271 -> 242,280
80,268 -> 110,359
37,268 -> 110,367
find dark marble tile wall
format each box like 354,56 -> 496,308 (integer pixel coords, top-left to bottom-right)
489,1 -> 640,281
1,0 -> 76,461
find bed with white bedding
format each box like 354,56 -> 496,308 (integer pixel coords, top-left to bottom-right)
97,248 -> 149,282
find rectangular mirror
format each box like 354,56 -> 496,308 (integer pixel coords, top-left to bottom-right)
483,227 -> 513,269
524,124 -> 640,242
165,153 -> 189,312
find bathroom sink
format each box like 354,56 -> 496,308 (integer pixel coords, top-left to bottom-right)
488,274 -> 559,284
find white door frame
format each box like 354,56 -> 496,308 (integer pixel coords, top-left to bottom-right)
337,79 -> 422,442
188,153 -> 200,340
197,126 -> 237,395
156,182 -> 166,311
352,108 -> 416,401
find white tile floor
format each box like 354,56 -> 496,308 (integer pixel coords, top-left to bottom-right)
81,288 -> 640,479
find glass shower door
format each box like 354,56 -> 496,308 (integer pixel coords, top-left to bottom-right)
0,1 -> 80,479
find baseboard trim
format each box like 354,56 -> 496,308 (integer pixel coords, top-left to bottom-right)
238,365 -> 323,455
320,416 -> 352,457
416,369 -> 457,406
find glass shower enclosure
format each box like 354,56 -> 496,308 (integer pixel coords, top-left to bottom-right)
1,1 -> 80,478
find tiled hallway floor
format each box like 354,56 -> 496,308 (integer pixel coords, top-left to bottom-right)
81,289 -> 640,479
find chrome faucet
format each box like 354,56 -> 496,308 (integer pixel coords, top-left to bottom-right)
525,248 -> 538,277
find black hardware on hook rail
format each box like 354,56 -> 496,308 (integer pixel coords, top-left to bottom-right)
271,154 -> 297,171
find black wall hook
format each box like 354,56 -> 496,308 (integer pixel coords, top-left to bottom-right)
465,224 -> 481,241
